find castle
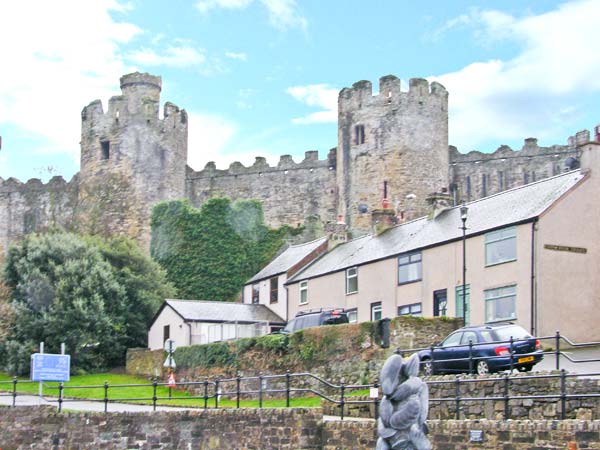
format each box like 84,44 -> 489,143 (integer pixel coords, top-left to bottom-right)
0,72 -> 594,255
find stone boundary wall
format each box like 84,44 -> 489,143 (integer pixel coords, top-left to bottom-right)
185,150 -> 338,229
0,175 -> 80,257
2,406 -> 600,449
127,317 -> 462,384
323,371 -> 600,421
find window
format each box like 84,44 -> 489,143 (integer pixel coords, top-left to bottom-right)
346,267 -> 358,294
398,303 -> 422,317
346,308 -> 358,323
461,331 -> 478,345
485,285 -> 516,323
270,277 -> 278,304
433,289 -> 447,317
299,281 -> 308,305
371,302 -> 382,321
252,284 -> 259,304
398,251 -> 422,284
100,140 -> 110,160
163,325 -> 170,343
355,125 -> 365,144
441,332 -> 462,347
485,226 -> 517,266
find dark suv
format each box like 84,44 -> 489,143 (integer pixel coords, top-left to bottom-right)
418,323 -> 543,375
281,308 -> 349,334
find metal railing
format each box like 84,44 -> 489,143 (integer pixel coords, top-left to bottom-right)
0,371 -> 379,420
2,331 -> 600,421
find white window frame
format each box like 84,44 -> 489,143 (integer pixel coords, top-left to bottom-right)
299,281 -> 308,305
371,302 -> 382,321
398,302 -> 422,317
485,285 -> 517,323
346,267 -> 358,294
346,308 -> 358,323
485,226 -> 517,266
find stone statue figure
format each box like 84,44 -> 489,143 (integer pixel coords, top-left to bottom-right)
376,353 -> 431,450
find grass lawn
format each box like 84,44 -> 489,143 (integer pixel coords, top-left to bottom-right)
0,372 -> 371,409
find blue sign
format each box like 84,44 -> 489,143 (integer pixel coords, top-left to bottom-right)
31,353 -> 71,382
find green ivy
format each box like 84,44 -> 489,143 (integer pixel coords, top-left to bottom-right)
175,341 -> 236,369
150,198 -> 301,301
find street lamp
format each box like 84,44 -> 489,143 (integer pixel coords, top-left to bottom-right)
460,204 -> 469,325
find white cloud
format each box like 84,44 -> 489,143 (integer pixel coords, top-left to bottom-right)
225,51 -> 248,61
128,46 -> 206,67
187,112 -> 238,170
0,0 -> 140,159
286,84 -> 338,124
431,0 -> 600,150
195,0 -> 306,31
196,0 -> 252,13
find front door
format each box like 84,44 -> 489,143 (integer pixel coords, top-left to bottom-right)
455,284 -> 471,325
433,289 -> 448,317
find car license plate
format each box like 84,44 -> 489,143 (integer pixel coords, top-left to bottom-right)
518,356 -> 534,363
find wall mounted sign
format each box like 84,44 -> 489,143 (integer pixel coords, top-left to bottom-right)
469,430 -> 484,442
544,244 -> 587,254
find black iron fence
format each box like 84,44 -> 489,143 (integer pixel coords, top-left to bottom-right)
2,331 -> 600,421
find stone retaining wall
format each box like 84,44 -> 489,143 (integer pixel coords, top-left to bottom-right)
323,372 -> 600,421
2,406 -> 600,449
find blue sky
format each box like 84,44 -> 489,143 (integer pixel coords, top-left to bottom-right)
1,0 -> 599,182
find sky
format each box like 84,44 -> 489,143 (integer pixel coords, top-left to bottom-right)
1,0 -> 599,182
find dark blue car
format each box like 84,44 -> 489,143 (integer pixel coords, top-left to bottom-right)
418,324 -> 543,375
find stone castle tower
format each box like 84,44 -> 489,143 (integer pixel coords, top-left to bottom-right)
337,75 -> 449,231
0,71 -> 594,257
79,73 -> 187,247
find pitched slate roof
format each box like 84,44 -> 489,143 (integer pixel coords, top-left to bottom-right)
163,299 -> 285,324
246,236 -> 327,284
287,170 -> 586,284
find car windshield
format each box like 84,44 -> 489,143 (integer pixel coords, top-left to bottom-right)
492,325 -> 531,341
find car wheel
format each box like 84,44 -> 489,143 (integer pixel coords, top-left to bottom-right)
421,359 -> 435,376
518,364 -> 533,372
476,360 -> 489,375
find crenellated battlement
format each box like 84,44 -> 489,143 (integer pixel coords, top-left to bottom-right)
0,175 -> 78,193
338,75 -> 447,111
187,149 -> 336,180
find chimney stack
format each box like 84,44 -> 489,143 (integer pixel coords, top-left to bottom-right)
371,209 -> 397,235
327,215 -> 348,251
426,190 -> 453,220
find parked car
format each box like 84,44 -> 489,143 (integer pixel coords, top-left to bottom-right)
418,323 -> 543,375
280,308 -> 349,334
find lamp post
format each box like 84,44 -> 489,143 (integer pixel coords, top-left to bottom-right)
460,204 -> 469,325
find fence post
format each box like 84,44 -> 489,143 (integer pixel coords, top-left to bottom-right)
259,372 -> 263,409
430,345 -> 436,374
503,373 -> 510,420
509,336 -> 514,373
340,382 -> 346,421
560,369 -> 566,420
58,382 -> 63,412
236,373 -> 241,409
468,340 -> 474,374
104,381 -> 109,413
285,371 -> 290,408
555,331 -> 561,371
12,376 -> 17,407
215,379 -> 220,409
152,381 -> 157,412
203,379 -> 208,409
454,375 -> 461,420
373,381 -> 379,421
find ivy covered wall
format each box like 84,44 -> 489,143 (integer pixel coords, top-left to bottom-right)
150,198 -> 302,301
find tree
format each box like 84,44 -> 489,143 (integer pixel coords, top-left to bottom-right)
151,198 -> 299,301
1,232 -> 174,374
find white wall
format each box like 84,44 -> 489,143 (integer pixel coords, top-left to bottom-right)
148,306 -> 189,350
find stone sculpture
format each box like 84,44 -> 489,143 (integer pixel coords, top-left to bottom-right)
377,353 -> 431,450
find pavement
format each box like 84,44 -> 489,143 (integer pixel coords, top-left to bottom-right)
534,345 -> 600,375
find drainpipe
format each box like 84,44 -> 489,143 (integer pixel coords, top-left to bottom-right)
530,220 -> 538,335
186,321 -> 192,346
